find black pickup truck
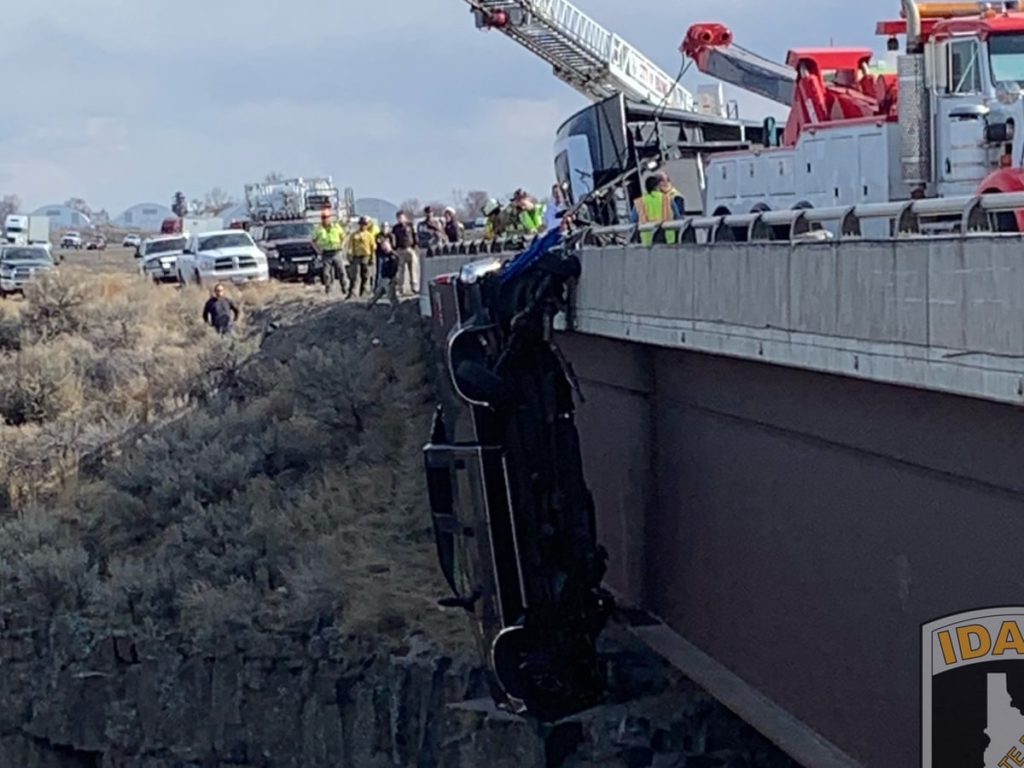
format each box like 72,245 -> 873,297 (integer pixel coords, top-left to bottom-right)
257,220 -> 323,282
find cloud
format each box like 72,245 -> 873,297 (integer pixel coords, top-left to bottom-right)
0,0 -> 896,214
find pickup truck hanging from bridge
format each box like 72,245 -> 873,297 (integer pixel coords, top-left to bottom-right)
423,229 -> 614,720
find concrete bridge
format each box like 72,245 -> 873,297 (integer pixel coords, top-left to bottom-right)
419,235 -> 1024,767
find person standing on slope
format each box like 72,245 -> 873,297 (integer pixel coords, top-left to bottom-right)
367,236 -> 400,322
312,208 -> 347,295
202,283 -> 239,335
391,210 -> 418,295
346,216 -> 376,299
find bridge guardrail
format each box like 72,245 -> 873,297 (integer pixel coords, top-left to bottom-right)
425,192 -> 1024,258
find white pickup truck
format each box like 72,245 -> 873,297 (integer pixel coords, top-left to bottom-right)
137,234 -> 188,284
176,229 -> 268,286
0,245 -> 56,296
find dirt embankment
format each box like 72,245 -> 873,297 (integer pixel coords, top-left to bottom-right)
0,273 -> 795,767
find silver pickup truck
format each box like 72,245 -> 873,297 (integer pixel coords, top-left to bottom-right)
0,245 -> 56,297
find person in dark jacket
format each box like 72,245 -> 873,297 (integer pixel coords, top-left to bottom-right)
391,211 -> 418,295
367,237 -> 400,322
374,224 -> 393,288
202,283 -> 239,334
443,207 -> 463,244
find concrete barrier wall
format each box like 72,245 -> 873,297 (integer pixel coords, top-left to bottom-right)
572,238 -> 1024,405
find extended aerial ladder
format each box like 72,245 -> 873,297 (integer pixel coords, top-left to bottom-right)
464,0 -> 706,113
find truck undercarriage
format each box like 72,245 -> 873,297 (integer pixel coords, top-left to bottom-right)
423,229 -> 614,719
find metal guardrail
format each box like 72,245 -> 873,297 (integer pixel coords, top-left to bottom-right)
425,192 -> 1024,257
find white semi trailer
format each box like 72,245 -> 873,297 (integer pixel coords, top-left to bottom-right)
4,214 -> 52,252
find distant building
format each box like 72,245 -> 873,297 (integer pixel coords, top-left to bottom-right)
355,198 -> 398,223
32,204 -> 92,230
113,203 -> 174,232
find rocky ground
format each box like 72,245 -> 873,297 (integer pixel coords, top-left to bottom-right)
0,252 -> 797,767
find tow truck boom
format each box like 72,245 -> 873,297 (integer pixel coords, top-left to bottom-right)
681,23 -> 795,107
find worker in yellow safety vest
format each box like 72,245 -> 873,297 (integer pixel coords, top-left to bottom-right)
346,216 -> 376,299
633,172 -> 685,246
313,209 -> 347,294
512,189 -> 546,234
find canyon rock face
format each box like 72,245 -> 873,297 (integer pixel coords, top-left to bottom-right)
0,614 -> 794,768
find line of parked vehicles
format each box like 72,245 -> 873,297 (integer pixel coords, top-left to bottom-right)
1,177 -> 362,297
134,177 -> 352,287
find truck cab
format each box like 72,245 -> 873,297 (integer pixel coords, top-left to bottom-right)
919,16 -> 1024,198
4,214 -> 28,244
257,218 -> 320,281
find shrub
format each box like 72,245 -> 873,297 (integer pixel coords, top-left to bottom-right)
19,272 -> 91,343
0,343 -> 84,425
0,284 -> 470,649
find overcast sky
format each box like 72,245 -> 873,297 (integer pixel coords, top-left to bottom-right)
2,0 -> 896,214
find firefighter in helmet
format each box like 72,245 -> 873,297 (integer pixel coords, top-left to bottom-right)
482,198 -> 515,241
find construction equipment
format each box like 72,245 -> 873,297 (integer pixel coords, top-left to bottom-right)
692,1 -> 1024,232
465,0 -> 732,116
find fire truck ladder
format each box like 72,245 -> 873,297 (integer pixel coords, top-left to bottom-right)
465,0 -> 697,113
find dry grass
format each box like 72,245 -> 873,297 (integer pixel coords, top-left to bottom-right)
0,269 -> 469,651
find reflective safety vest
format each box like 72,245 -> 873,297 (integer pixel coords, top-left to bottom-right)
313,223 -> 343,250
518,203 -> 545,234
634,191 -> 679,245
349,230 -> 376,259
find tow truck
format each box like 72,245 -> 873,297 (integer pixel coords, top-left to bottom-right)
685,0 -> 1024,233
469,0 -> 1024,237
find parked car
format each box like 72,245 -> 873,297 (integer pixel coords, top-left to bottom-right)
86,237 -> 107,251
122,234 -> 141,248
60,231 -> 83,249
0,245 -> 56,297
176,229 -> 268,286
137,235 -> 187,283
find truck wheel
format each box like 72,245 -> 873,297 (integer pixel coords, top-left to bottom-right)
194,270 -> 202,286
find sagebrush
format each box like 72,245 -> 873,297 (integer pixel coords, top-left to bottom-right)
0,272 -> 466,649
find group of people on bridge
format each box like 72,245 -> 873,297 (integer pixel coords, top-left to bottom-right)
480,173 -> 685,245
